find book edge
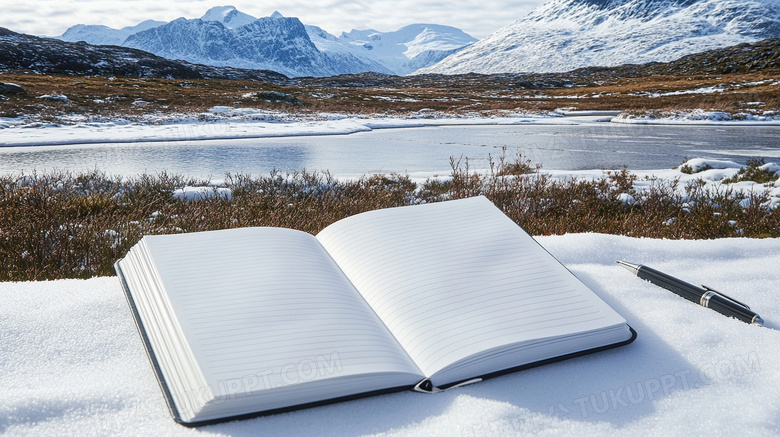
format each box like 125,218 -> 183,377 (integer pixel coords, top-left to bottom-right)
114,259 -> 186,425
169,384 -> 414,427
175,324 -> 635,424
422,325 -> 638,392
115,258 -> 420,427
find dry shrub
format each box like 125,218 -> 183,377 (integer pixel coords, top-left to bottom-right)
2,153 -> 779,281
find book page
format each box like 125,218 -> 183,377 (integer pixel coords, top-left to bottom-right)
316,197 -> 629,380
139,227 -> 422,416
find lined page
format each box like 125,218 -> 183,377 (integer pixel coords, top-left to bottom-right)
141,227 -> 421,403
316,196 -> 629,378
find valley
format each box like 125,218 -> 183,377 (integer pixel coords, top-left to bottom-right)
2,44 -> 778,124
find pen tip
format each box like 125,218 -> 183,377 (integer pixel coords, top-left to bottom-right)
616,261 -> 640,275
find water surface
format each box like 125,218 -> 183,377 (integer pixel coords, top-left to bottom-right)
2,124 -> 778,179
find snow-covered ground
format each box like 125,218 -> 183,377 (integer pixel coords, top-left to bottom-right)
541,157 -> 780,210
0,109 -> 592,148
1,107 -> 779,148
2,109 -> 780,434
2,233 -> 780,436
614,108 -> 780,125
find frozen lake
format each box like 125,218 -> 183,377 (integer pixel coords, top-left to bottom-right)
2,123 -> 779,179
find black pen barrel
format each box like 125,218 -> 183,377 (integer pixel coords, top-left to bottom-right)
636,265 -> 703,304
706,294 -> 761,324
637,265 -> 761,324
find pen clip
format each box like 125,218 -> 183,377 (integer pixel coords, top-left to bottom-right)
413,378 -> 482,393
701,285 -> 751,310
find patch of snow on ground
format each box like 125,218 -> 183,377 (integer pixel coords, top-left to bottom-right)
37,94 -> 70,101
637,86 -> 726,97
0,117 -> 25,129
2,108 -> 780,146
3,235 -> 780,435
540,157 -> 780,210
613,109 -> 780,125
172,186 -> 233,202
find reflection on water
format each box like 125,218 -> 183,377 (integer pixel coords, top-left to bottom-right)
1,124 -> 779,178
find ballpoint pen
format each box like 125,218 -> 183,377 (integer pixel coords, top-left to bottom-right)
617,260 -> 764,326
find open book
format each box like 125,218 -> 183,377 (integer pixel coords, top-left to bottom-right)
115,196 -> 635,426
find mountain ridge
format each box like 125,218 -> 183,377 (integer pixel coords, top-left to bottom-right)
56,6 -> 476,77
59,20 -> 165,47
122,15 -> 342,77
0,27 -> 287,82
419,0 -> 780,75
5,23 -> 778,84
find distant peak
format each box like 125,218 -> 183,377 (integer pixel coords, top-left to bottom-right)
270,11 -> 284,18
202,5 -> 237,19
200,5 -> 257,28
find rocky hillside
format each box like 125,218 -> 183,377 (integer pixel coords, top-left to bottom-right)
568,38 -> 780,78
0,27 -> 287,82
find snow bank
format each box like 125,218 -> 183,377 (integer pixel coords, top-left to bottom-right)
37,94 -> 70,102
614,109 -> 780,125
540,158 -> 780,211
2,234 -> 780,436
0,111 -> 581,147
0,117 -> 24,129
172,186 -> 233,202
2,108 -> 779,147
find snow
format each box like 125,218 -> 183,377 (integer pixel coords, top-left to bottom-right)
172,186 -> 233,202
557,110 -> 622,117
3,234 -> 780,435
199,6 -> 257,29
57,20 -> 166,46
617,192 -> 637,205
0,110 -> 592,147
2,109 -> 780,433
37,94 -> 69,102
678,158 -> 742,172
311,24 -> 477,75
1,109 -> 779,148
0,117 -> 24,129
540,157 -> 780,210
634,85 -> 726,97
56,6 -> 475,77
420,0 -> 780,75
614,109 -> 780,125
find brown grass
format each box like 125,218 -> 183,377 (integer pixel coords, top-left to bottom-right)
2,155 -> 778,281
2,70 -> 778,122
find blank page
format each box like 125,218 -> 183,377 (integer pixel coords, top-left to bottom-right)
140,227 -> 421,415
316,196 -> 629,379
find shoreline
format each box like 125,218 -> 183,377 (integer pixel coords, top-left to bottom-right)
2,111 -> 779,148
0,114 -> 590,148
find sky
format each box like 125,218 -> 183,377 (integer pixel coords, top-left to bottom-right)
0,0 -> 547,40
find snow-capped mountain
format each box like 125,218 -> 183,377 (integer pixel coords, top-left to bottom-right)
59,20 -> 165,46
56,6 -> 475,77
419,0 -> 780,74
307,24 -> 476,75
199,5 -> 257,29
123,12 -> 353,77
